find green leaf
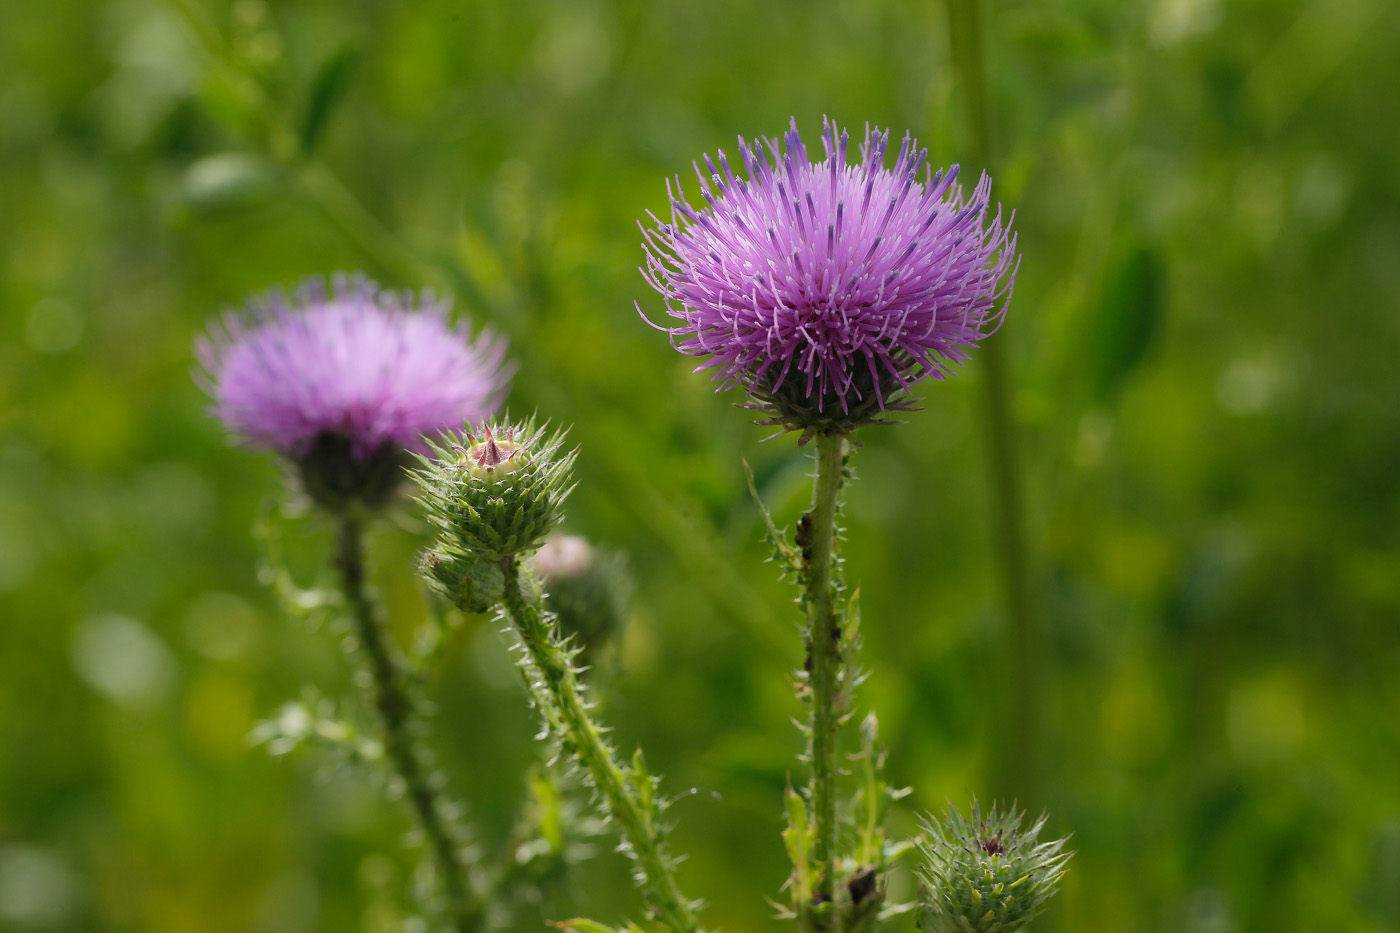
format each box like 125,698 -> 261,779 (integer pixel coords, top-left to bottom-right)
743,458 -> 802,577
527,767 -> 564,852
856,712 -> 883,866
783,781 -> 813,904
182,153 -> 279,214
550,919 -> 621,933
632,749 -> 655,814
1087,245 -> 1164,403
843,585 -> 862,654
300,45 -> 360,153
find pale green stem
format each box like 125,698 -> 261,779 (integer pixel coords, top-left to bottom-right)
804,433 -> 846,913
335,516 -> 485,933
498,558 -> 701,933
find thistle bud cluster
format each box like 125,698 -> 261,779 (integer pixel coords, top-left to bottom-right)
413,419 -> 576,568
915,802 -> 1070,933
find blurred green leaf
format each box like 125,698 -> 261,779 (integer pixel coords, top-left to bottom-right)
182,152 -> 280,214
300,45 -> 360,154
1087,245 -> 1164,404
551,919 -> 627,933
783,781 -> 813,907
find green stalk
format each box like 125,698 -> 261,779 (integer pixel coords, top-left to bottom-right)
946,0 -> 1039,803
498,558 -> 701,933
804,433 -> 847,914
335,516 -> 485,933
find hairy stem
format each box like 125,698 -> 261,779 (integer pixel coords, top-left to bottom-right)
804,433 -> 846,913
499,558 -> 701,933
335,516 -> 484,933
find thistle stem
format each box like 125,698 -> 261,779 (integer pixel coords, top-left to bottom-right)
805,433 -> 846,913
499,558 -> 701,933
334,516 -> 484,933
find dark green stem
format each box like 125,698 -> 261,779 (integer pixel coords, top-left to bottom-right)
804,433 -> 846,914
946,0 -> 1039,803
498,558 -> 701,933
335,516 -> 484,933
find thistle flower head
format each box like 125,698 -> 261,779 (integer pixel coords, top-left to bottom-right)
639,117 -> 1017,437
413,418 -> 576,562
197,274 -> 510,509
915,802 -> 1070,933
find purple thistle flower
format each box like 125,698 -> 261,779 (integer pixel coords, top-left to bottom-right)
639,117 -> 1018,434
197,274 -> 510,509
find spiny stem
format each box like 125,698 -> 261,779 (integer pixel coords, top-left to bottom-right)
498,558 -> 701,933
335,516 -> 485,933
804,433 -> 846,915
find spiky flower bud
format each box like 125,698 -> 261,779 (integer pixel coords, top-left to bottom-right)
533,534 -> 632,662
419,543 -> 506,613
915,802 -> 1071,933
413,419 -> 576,562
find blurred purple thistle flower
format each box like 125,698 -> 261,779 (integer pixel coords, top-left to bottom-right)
639,117 -> 1018,435
197,274 -> 510,509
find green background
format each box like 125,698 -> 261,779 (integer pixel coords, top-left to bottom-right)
3,0 -> 1399,930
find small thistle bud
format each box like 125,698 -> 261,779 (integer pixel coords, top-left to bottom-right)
915,802 -> 1071,933
413,419 -> 576,562
533,533 -> 632,662
420,543 -> 505,613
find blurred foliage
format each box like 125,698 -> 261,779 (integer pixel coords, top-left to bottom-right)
2,0 -> 1399,930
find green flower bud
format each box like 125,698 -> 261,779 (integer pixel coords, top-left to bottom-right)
915,802 -> 1071,933
420,543 -> 505,613
533,533 -> 632,662
413,419 -> 576,562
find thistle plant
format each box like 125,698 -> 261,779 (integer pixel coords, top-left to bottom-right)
411,421 -> 703,933
639,117 -> 1065,932
198,120 -> 1069,933
197,274 -> 508,932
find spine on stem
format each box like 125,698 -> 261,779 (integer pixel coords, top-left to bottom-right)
336,516 -> 485,933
